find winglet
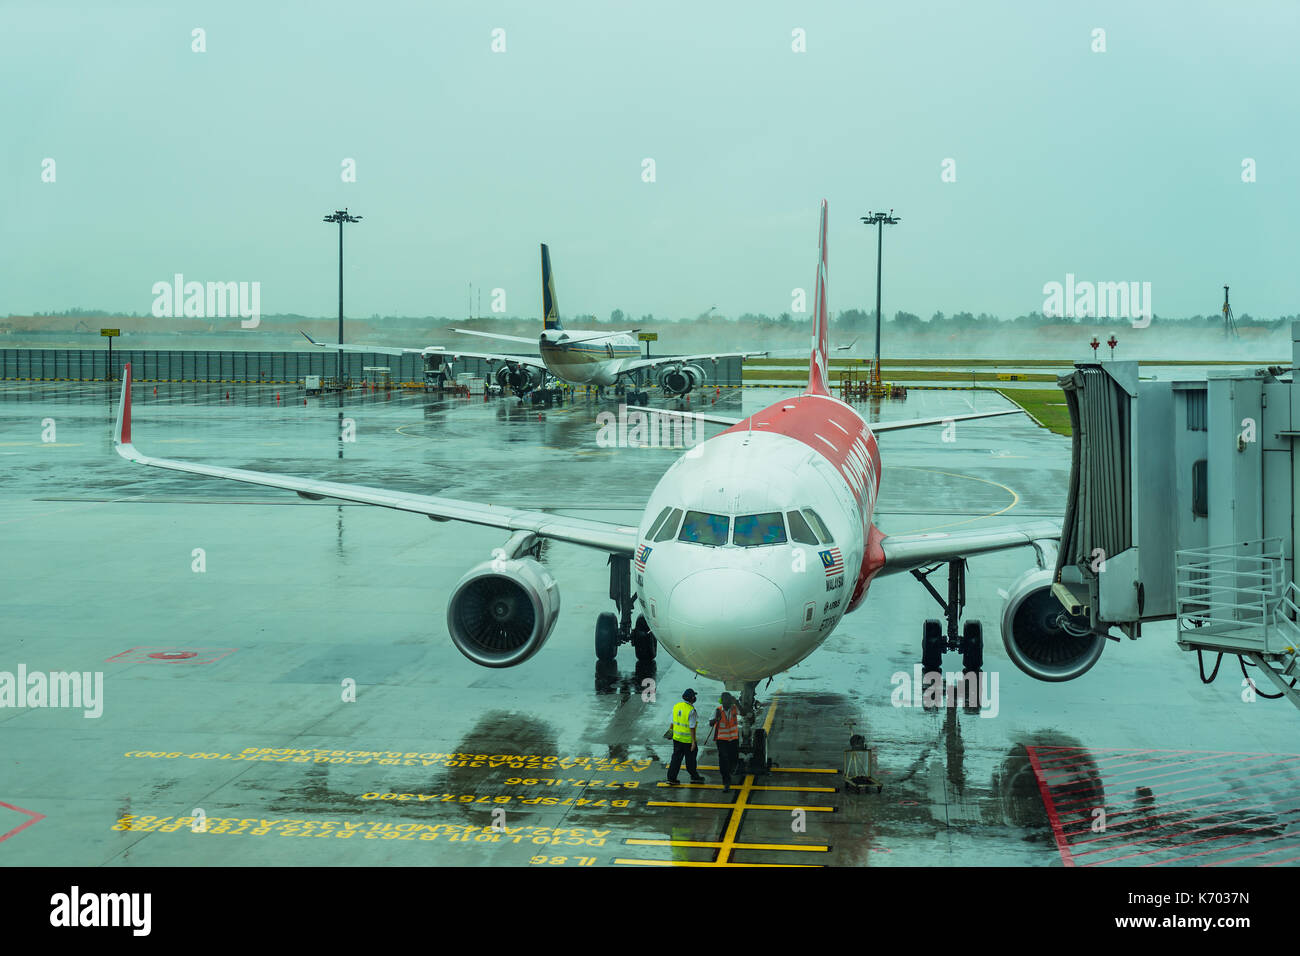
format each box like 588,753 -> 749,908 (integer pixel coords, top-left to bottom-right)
114,362 -> 133,447
807,200 -> 831,396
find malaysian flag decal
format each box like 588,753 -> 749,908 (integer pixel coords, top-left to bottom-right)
819,547 -> 843,576
635,544 -> 652,572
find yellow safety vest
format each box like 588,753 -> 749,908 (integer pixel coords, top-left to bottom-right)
672,702 -> 694,742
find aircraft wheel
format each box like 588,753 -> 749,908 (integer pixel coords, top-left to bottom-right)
595,612 -> 618,662
922,619 -> 944,672
961,620 -> 984,672
632,617 -> 657,661
750,728 -> 767,773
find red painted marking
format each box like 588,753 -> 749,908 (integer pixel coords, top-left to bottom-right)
0,801 -> 45,844
105,646 -> 237,665
1025,746 -> 1076,867
1029,745 -> 1300,867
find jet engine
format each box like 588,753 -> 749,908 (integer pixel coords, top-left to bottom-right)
446,556 -> 560,667
494,363 -> 539,394
1000,568 -> 1105,681
657,363 -> 706,396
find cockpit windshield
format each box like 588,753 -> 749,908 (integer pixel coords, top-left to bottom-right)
678,511 -> 730,546
733,512 -> 787,547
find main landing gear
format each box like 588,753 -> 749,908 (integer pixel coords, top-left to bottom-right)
912,558 -> 984,684
594,554 -> 657,664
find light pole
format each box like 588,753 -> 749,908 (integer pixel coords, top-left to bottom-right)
322,208 -> 362,387
860,210 -> 900,387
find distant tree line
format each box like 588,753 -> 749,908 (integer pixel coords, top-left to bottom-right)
11,307 -> 1299,330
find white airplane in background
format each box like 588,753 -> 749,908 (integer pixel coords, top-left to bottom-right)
113,201 -> 1092,771
303,243 -> 765,403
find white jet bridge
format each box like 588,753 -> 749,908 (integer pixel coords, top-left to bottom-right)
1048,323 -> 1300,710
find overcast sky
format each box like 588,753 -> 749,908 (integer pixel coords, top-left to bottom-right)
3,0 -> 1297,324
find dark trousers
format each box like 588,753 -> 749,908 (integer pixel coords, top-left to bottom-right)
717,739 -> 741,788
667,739 -> 698,781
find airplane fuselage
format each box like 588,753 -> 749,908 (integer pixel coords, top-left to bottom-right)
634,391 -> 885,684
538,329 -> 641,386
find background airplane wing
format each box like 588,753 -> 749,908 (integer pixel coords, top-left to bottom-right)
876,519 -> 1061,576
447,328 -> 541,345
111,364 -> 634,554
300,332 -> 548,371
619,351 -> 767,375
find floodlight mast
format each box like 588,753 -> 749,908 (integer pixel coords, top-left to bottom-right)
322,209 -> 363,386
860,210 -> 900,387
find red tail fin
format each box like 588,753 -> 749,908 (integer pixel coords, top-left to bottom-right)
806,200 -> 830,396
115,362 -> 132,446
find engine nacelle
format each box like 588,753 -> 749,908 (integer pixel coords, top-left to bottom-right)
657,363 -> 706,396
494,363 -> 538,393
446,556 -> 560,667
1000,568 -> 1105,682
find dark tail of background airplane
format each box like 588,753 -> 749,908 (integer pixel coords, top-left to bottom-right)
541,243 -> 562,330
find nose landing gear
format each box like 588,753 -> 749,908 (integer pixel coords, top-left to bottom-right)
733,681 -> 772,776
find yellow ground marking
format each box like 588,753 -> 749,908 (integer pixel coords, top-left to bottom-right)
656,781 -> 836,793
885,467 -> 1020,534
612,859 -> 820,868
624,692 -> 839,867
647,800 -> 834,811
626,839 -> 828,852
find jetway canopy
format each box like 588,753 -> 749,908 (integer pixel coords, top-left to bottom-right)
1052,327 -> 1300,707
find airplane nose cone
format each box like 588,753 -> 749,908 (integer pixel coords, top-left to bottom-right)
666,569 -> 788,676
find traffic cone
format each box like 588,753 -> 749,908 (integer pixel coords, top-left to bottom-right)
225,391 -> 229,400
276,393 -> 280,403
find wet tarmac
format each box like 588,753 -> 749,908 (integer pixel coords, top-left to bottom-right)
2,379 -> 1297,867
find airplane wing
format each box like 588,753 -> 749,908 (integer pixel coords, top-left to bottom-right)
869,408 -> 1024,432
630,407 -> 745,427
110,364 -> 634,554
635,406 -> 1025,431
300,332 -> 549,371
876,520 -> 1061,576
447,328 -> 540,346
618,352 -> 768,376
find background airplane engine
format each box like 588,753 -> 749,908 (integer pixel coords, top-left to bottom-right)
1000,568 -> 1105,681
446,556 -> 560,667
494,364 -> 538,393
657,363 -> 706,396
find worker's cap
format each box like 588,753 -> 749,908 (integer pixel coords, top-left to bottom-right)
682,688 -> 697,702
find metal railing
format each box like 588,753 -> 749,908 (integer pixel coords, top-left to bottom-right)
1175,537 -> 1287,654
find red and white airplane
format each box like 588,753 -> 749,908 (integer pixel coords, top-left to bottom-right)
112,201 -> 1085,767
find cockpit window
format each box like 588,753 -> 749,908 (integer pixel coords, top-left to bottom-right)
786,510 -> 819,545
678,511 -> 729,546
653,508 -> 684,542
802,508 -> 833,544
646,506 -> 673,540
733,512 -> 787,547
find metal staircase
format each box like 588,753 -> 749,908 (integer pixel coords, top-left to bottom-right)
1175,538 -> 1300,707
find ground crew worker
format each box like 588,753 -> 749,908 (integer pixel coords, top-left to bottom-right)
711,692 -> 742,791
666,689 -> 706,786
